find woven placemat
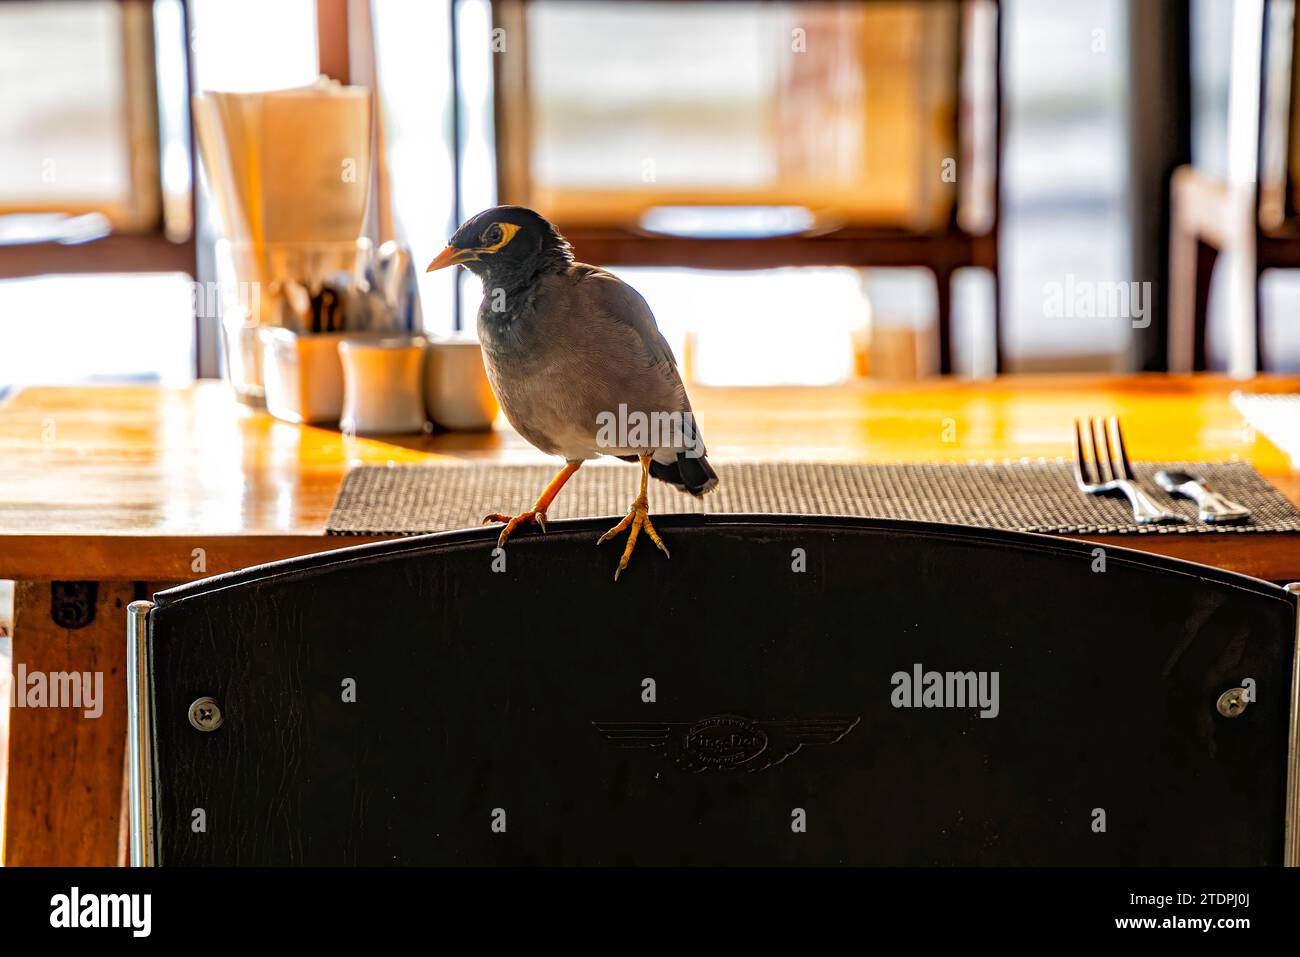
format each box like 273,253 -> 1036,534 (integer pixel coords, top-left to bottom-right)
327,460 -> 1300,536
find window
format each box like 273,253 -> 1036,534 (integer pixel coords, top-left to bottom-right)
0,0 -> 318,388
1000,0 -> 1131,371
499,0 -> 961,233
0,1 -> 158,233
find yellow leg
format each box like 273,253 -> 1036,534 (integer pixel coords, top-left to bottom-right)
483,461 -> 582,549
597,455 -> 670,580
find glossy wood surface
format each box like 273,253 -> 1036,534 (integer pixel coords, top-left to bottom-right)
3,372 -> 1300,867
3,581 -> 134,867
1,374 -> 1298,581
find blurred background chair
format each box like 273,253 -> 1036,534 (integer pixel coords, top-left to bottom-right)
1169,0 -> 1300,373
130,516 -> 1300,865
489,0 -> 1002,375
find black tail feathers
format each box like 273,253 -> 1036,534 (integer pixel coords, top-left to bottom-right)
649,452 -> 719,497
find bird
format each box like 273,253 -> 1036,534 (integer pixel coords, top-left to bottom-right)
427,205 -> 718,580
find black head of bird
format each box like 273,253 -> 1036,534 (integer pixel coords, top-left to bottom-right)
426,205 -> 572,289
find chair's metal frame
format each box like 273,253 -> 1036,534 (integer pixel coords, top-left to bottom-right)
127,598 -> 157,867
1285,580 -> 1300,865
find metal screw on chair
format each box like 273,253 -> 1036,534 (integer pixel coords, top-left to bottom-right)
1216,688 -> 1249,718
188,696 -> 224,731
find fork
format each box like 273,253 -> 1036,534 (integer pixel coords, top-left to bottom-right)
1073,417 -> 1185,525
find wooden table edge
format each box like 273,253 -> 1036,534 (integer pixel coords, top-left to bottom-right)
2,527 -> 1297,584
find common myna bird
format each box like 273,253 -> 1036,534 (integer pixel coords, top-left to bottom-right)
427,206 -> 718,579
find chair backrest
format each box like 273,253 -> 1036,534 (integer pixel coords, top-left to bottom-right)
130,515 -> 1299,866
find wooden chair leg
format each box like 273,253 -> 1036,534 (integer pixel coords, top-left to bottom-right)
1169,205 -> 1214,371
1192,239 -> 1218,371
1255,268 -> 1267,372
991,266 -> 1004,374
1168,165 -> 1234,372
935,266 -> 954,375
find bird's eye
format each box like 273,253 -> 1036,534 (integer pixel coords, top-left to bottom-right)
484,225 -> 503,245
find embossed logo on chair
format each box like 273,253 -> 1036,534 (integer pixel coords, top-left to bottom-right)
593,714 -> 860,773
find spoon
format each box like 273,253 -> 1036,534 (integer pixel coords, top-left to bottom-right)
1154,469 -> 1251,524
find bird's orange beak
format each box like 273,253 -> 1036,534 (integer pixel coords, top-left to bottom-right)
426,245 -> 479,271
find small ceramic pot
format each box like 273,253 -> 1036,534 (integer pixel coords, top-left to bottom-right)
424,335 -> 500,431
338,335 -> 428,435
259,328 -> 348,425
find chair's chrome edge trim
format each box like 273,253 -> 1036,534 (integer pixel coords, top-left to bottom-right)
1286,583 -> 1300,868
127,599 -> 156,867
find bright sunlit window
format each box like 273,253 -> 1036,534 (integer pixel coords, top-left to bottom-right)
0,0 -> 319,390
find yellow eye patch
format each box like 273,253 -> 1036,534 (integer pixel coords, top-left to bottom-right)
481,221 -> 521,253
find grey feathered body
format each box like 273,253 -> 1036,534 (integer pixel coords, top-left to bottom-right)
478,263 -> 715,492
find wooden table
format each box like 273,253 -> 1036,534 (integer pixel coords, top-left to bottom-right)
2,373 -> 1299,865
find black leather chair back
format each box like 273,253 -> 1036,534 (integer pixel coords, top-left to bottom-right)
136,516 -> 1299,865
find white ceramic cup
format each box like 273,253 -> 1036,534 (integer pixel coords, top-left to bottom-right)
259,328 -> 348,425
424,335 -> 500,431
338,335 -> 429,435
